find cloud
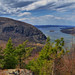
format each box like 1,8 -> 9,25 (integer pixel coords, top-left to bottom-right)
0,0 -> 34,14
17,0 -> 57,11
0,0 -> 75,25
16,0 -> 75,11
17,0 -> 37,2
52,0 -> 75,12
12,1 -> 34,8
18,15 -> 66,21
17,12 -> 31,17
0,0 -> 75,15
18,15 -> 71,25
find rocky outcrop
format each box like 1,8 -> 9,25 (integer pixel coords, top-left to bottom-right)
0,17 -> 46,44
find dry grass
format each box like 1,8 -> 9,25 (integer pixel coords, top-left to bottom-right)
55,47 -> 75,75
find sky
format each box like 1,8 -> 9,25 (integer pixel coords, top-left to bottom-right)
0,0 -> 75,25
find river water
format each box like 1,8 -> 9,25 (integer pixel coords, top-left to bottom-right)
36,26 -> 75,49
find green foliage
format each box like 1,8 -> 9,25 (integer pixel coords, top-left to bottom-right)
0,39 -> 33,69
3,54 -> 17,69
3,38 -> 17,69
15,40 -> 33,68
0,47 -> 4,68
0,38 -> 33,69
27,59 -> 53,75
27,37 -> 69,74
0,36 -> 69,72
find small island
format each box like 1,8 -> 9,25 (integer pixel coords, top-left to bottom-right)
50,30 -> 54,32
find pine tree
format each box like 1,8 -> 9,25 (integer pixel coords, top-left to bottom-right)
15,40 -> 33,68
3,38 -> 17,69
27,37 -> 69,75
0,47 -> 4,68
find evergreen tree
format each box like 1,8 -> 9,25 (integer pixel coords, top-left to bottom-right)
3,38 -> 17,69
15,40 -> 33,68
0,47 -> 4,68
0,38 -> 33,69
27,37 -> 69,75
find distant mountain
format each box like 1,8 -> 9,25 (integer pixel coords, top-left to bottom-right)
0,17 -> 46,44
35,25 -> 75,28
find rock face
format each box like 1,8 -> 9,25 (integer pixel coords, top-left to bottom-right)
0,17 -> 46,44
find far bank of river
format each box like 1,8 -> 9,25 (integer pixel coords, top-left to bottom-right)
61,27 -> 75,35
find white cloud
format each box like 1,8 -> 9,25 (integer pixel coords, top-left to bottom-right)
19,15 -> 65,21
0,0 -> 75,26
18,18 -> 28,21
0,0 -> 75,14
18,12 -> 31,17
16,0 -> 75,11
18,0 -> 57,11
18,15 -> 70,25
17,0 -> 37,2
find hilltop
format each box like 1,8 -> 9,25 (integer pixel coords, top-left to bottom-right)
0,17 -> 46,45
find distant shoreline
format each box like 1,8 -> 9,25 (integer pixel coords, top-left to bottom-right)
35,25 -> 75,28
35,25 -> 75,35
60,27 -> 75,35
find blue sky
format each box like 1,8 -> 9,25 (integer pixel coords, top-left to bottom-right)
0,0 -> 75,25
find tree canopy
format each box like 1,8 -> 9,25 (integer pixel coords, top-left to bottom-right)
26,37 -> 69,75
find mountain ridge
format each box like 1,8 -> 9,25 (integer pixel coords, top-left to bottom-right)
0,17 -> 46,44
